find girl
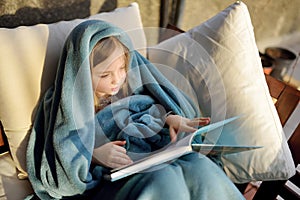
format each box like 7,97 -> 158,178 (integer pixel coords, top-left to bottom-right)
90,36 -> 210,169
26,20 -> 244,200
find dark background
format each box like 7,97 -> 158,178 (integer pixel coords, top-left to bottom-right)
0,0 -> 117,28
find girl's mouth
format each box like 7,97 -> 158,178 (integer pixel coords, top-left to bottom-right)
111,86 -> 119,93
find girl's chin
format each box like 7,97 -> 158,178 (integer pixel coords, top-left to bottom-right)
96,88 -> 120,97
111,91 -> 119,95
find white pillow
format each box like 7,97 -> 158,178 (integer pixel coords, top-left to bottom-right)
0,2 -> 146,179
148,2 -> 295,183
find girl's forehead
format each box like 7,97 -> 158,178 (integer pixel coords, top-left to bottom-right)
93,54 -> 126,72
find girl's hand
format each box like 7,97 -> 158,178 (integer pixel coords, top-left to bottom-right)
92,140 -> 133,168
166,115 -> 210,142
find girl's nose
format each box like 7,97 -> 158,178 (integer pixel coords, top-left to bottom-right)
111,73 -> 121,84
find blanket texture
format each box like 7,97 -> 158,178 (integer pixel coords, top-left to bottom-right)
26,20 -> 199,199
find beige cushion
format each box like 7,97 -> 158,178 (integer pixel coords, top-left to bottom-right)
0,153 -> 33,199
0,2 -> 146,181
148,2 -> 295,183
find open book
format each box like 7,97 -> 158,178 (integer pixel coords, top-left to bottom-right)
104,116 -> 262,182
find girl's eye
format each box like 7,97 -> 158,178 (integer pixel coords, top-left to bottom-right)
99,74 -> 109,78
120,66 -> 126,71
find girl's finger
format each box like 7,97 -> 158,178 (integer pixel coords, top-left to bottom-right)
189,118 -> 210,126
193,117 -> 210,122
113,154 -> 132,165
188,120 -> 202,127
112,147 -> 128,157
182,125 -> 197,133
112,140 -> 126,146
198,119 -> 210,126
109,149 -> 132,167
169,126 -> 177,142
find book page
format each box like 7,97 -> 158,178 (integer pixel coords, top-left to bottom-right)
106,144 -> 191,181
191,144 -> 262,155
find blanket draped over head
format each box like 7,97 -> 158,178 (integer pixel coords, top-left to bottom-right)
26,20 -> 199,199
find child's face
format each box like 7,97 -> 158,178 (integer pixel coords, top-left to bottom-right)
91,48 -> 127,98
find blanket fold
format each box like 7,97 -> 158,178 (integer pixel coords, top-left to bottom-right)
26,20 -> 199,199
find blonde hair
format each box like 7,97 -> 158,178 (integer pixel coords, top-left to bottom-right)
90,36 -> 130,69
90,37 -> 130,111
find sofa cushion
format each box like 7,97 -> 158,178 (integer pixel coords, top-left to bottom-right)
148,2 -> 295,183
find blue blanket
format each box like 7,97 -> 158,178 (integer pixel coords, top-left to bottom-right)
26,20 -> 199,199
